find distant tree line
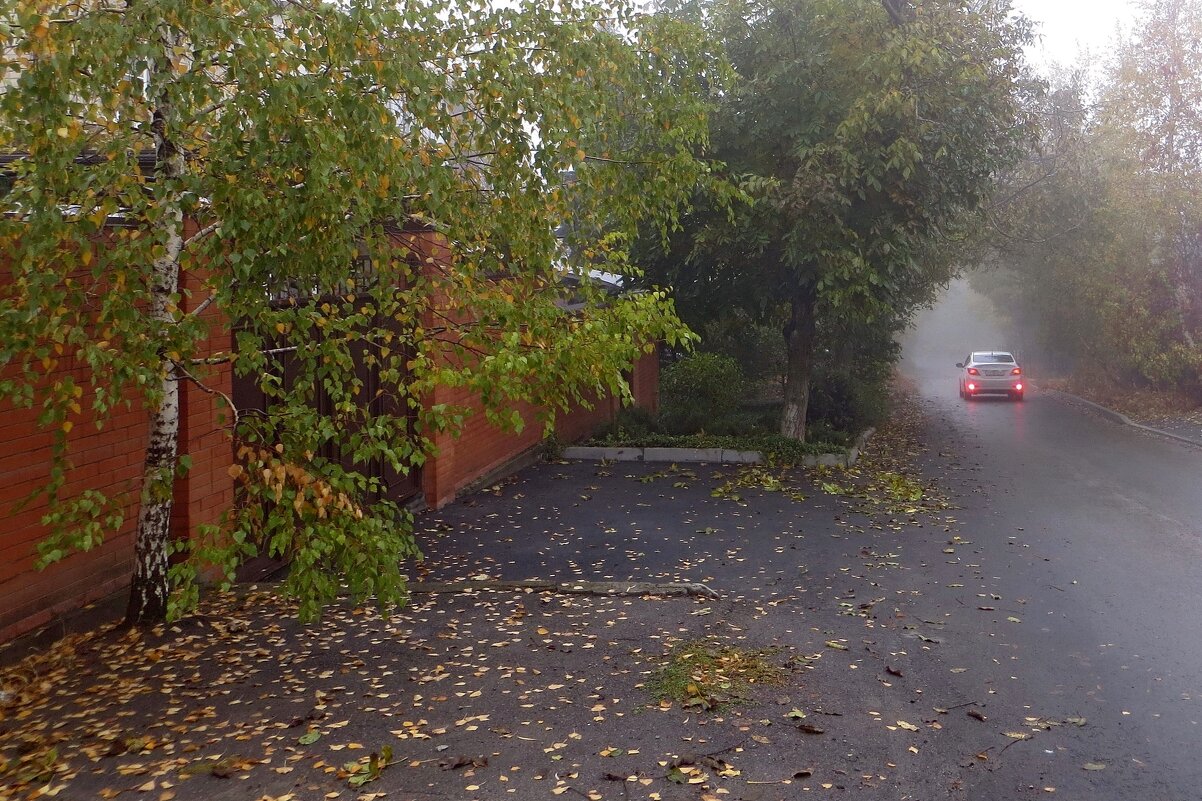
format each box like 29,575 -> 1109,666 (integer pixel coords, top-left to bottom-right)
974,0 -> 1202,402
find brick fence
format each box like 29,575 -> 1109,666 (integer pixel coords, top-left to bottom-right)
0,231 -> 656,643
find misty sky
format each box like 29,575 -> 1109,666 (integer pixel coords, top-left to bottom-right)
1012,0 -> 1140,69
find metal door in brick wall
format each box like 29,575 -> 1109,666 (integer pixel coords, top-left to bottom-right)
231,293 -> 421,508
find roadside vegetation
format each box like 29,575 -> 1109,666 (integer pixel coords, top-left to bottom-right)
590,352 -> 852,458
636,0 -> 1038,443
972,0 -> 1202,416
0,0 -> 719,624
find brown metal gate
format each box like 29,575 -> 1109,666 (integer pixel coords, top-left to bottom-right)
231,302 -> 421,507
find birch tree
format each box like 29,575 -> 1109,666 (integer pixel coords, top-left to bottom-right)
0,0 -> 717,624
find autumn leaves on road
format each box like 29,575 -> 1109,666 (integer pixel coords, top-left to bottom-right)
2,389 -> 1094,800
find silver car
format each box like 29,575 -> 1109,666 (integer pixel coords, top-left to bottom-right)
957,351 -> 1025,401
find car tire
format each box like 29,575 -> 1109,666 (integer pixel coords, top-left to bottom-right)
1011,391 -> 1024,402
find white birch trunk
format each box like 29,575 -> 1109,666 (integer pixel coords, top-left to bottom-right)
125,26 -> 186,626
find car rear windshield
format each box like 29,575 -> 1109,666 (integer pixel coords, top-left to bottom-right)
973,353 -> 1014,363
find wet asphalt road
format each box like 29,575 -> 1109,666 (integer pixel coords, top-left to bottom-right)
397,281 -> 1202,801
899,284 -> 1202,799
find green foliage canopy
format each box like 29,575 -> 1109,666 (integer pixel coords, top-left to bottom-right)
641,0 -> 1039,440
0,0 -> 719,621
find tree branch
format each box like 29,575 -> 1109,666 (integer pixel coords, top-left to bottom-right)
881,0 -> 913,25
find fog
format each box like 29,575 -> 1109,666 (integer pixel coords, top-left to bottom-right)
899,278 -> 1017,385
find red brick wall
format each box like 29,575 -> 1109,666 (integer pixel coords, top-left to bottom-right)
630,348 -> 659,413
0,218 -> 660,641
0,224 -> 235,643
0,365 -> 147,642
170,264 -> 236,548
421,350 -> 658,509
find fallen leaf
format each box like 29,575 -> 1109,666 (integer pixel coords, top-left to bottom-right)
439,755 -> 487,771
1083,762 -> 1106,771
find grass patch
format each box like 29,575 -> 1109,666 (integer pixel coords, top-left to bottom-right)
646,638 -> 785,711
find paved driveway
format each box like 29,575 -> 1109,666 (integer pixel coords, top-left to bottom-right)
3,407 -> 997,801
10,358 -> 1198,800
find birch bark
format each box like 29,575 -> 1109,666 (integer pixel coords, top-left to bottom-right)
125,26 -> 186,626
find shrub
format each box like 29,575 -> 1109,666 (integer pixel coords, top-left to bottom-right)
807,362 -> 890,435
699,313 -> 787,385
660,352 -> 745,434
609,405 -> 661,439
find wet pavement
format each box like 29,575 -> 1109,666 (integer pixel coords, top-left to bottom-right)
4,287 -> 1202,800
9,370 -> 1200,800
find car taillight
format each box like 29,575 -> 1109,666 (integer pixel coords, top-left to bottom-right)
1015,383 -> 1023,391
1011,367 -> 1022,375
967,367 -> 980,376
967,383 -> 976,391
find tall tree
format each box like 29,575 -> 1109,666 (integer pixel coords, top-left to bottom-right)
643,0 -> 1038,440
0,0 -> 717,624
1099,0 -> 1202,354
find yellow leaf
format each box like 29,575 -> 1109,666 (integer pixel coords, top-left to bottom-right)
61,420 -> 73,433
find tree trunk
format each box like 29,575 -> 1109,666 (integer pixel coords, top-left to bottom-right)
779,290 -> 817,441
125,363 -> 181,625
125,27 -> 186,626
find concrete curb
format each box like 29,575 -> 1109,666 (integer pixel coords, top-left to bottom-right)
560,445 -> 764,464
562,426 -> 876,468
1044,388 -> 1202,449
